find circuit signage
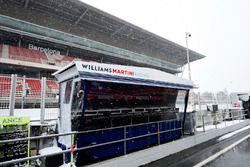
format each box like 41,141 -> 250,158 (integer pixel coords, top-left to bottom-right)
82,64 -> 134,76
0,116 -> 30,126
28,43 -> 60,55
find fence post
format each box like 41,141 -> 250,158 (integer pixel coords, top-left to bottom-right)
215,113 -> 217,129
243,110 -> 246,120
239,110 -> 242,122
224,111 -> 226,127
181,120 -> 184,137
157,122 -> 160,145
232,111 -> 234,124
202,115 -> 205,132
21,75 -> 26,109
198,92 -> 203,123
40,77 -> 46,124
71,134 -> 75,167
9,74 -> 17,116
124,127 -> 126,155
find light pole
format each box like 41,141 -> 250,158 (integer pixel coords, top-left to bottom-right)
186,32 -> 192,80
186,32 -> 195,111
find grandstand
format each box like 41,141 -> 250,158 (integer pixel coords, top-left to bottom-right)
1,44 -> 80,70
0,0 -> 204,107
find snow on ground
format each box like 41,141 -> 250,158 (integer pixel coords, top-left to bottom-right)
196,120 -> 245,132
39,146 -> 62,155
59,163 -> 76,167
217,125 -> 250,141
0,108 -> 58,121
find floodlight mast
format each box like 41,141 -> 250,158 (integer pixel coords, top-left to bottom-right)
186,32 -> 196,111
186,32 -> 192,81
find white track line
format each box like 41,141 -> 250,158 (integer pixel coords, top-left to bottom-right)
193,134 -> 250,167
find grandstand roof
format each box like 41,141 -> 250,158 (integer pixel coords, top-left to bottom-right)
0,0 -> 205,74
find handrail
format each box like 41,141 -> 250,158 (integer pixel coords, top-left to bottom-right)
197,109 -> 248,132
0,118 -> 180,144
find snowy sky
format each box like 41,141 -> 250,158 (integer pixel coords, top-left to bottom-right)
80,0 -> 250,93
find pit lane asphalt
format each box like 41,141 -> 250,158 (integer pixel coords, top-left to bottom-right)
143,128 -> 250,167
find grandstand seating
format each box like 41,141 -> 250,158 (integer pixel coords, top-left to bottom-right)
26,78 -> 41,97
0,76 -> 24,97
0,45 -> 75,98
46,80 -> 59,93
58,55 -> 76,66
0,76 -> 58,98
4,45 -> 83,67
0,76 -> 11,97
34,50 -> 48,60
15,78 -> 24,97
8,45 -> 48,63
61,55 -> 75,62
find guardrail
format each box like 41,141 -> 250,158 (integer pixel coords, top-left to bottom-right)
0,118 -> 182,166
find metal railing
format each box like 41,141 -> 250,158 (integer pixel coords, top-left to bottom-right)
195,109 -> 248,132
0,109 -> 248,166
0,119 -> 182,166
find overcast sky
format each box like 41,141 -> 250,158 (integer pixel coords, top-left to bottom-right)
80,0 -> 250,93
